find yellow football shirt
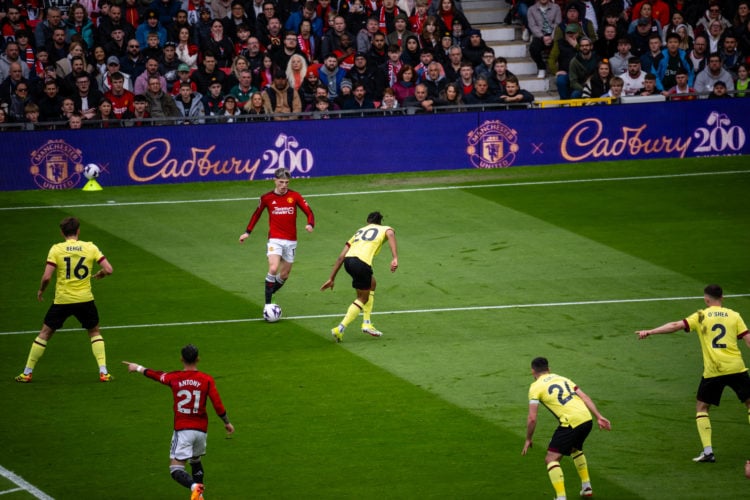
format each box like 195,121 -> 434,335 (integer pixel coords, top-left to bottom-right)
47,239 -> 105,304
528,373 -> 592,428
345,224 -> 393,266
685,306 -> 749,378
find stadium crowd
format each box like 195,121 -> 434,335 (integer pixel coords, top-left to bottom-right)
0,0 -> 747,128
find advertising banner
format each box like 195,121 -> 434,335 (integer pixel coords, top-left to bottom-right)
2,99 -> 748,191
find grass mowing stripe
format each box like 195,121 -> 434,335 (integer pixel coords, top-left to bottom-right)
1,168 -> 748,211
2,294 -> 748,337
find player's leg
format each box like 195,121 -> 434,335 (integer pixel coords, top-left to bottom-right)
169,431 -> 204,497
544,450 -> 566,500
16,323 -> 56,382
331,259 -> 369,341
569,420 -> 594,496
273,259 -> 293,294
79,302 -> 111,381
727,371 -> 750,426
694,399 -> 715,462
265,247 -> 283,304
361,277 -> 382,336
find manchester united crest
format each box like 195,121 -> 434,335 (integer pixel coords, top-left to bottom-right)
466,120 -> 519,168
29,140 -> 84,189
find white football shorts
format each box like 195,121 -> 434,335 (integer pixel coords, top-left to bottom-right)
267,238 -> 297,263
170,429 -> 207,461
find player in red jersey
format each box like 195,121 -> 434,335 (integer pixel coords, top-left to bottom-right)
123,345 -> 234,500
239,167 -> 315,305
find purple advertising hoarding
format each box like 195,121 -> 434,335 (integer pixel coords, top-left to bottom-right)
2,99 -> 748,191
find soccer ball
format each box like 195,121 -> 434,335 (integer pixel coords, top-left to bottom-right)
263,303 -> 282,322
83,163 -> 101,179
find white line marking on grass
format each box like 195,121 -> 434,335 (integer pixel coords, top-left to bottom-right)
1,294 -> 748,336
1,170 -> 748,211
0,465 -> 54,499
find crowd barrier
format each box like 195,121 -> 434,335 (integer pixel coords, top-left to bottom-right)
3,98 -> 749,191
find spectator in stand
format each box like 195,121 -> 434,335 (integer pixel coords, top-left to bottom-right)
104,72 -> 135,118
666,67 -> 697,100
1,41 -> 31,80
170,63 -> 197,95
55,42 -> 91,80
68,111 -> 84,129
687,34 -> 708,75
436,80 -> 464,110
144,74 -> 180,119
609,36 -> 634,75
420,15 -> 442,52
694,52 -> 734,94
160,41 -> 181,88
229,68 -> 258,106
620,56 -> 646,95
436,30 -> 454,66
1,6 -> 31,41
434,0 -> 470,36
736,63 -> 749,97
333,32 -> 357,71
461,29 -> 488,67
225,55 -> 250,90
456,59 -> 474,95
473,47 -> 495,79
635,72 -> 659,95
403,82 -> 435,113
594,23 -> 619,59
499,74 -> 534,104
653,32 -> 693,92
295,19 -> 321,63
548,23 -> 582,99
734,1 -> 750,32
568,36 -> 598,99
555,2 -> 596,43
46,27 -> 70,66
257,53 -> 277,90
597,7 -> 629,41
191,52 -> 226,94
662,11 -> 694,45
244,90 -> 269,118
639,33 -> 663,72
98,4 -> 136,46
392,64 -> 417,103
582,59 -> 612,97
203,19 -> 235,68
22,102 -> 41,130
487,56 -> 515,96
104,26 -> 128,59
94,98 -> 120,127
152,0 -> 181,30
707,79 -> 731,98
6,81 -> 32,122
175,25 -> 199,69
631,0 -> 670,28
342,81 -> 375,110
347,51 -> 386,100
719,32 -> 743,79
372,0 -> 400,35
126,94 -> 151,126
526,0 -> 563,79
602,75 -> 624,99
386,13 -> 415,48
628,3 -> 663,40
134,57 -> 167,95
463,74 -> 498,106
59,97 -> 77,122
696,2 -> 732,38
288,2 -> 324,40
35,7 -> 67,52
66,3 -> 95,50
421,60 -> 447,98
379,86 -> 400,110
318,52 -> 348,100
220,95 -> 242,122
443,44 -> 463,82
168,10 -> 193,45
286,54 -> 309,92
399,34 -> 421,66
411,0 -> 430,36
72,73 -> 103,120
367,31 -> 388,67
211,0 -> 233,21
202,77 -> 225,115
262,70 -> 302,119
299,67 -> 321,108
223,1 -> 251,43
321,15 -> 352,58
38,80 -> 64,122
194,7 -> 214,49
705,20 -> 725,54
120,39 -> 147,80
630,17 -> 657,57
136,9 -> 168,49
96,56 -> 133,94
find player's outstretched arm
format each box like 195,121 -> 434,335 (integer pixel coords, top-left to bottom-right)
635,320 -> 685,339
321,245 -> 349,291
122,361 -> 145,373
386,229 -> 398,273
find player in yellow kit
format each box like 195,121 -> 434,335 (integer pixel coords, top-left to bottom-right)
636,284 -> 750,463
15,217 -> 114,383
320,211 -> 398,342
522,357 -> 611,500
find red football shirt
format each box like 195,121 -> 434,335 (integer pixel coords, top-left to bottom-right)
245,189 -> 315,241
145,369 -> 227,432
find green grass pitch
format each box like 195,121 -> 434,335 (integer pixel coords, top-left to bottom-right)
1,157 -> 749,499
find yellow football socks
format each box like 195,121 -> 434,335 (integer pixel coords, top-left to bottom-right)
546,461 -> 565,498
341,300 -> 364,328
90,335 -> 107,372
24,336 -> 48,371
362,292 -> 374,322
572,451 -> 590,483
696,412 -> 712,448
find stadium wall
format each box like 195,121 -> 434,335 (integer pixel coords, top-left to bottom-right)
3,99 -> 749,191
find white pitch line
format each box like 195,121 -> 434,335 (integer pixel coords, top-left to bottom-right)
0,465 -> 54,500
1,169 -> 748,211
2,294 -> 748,337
